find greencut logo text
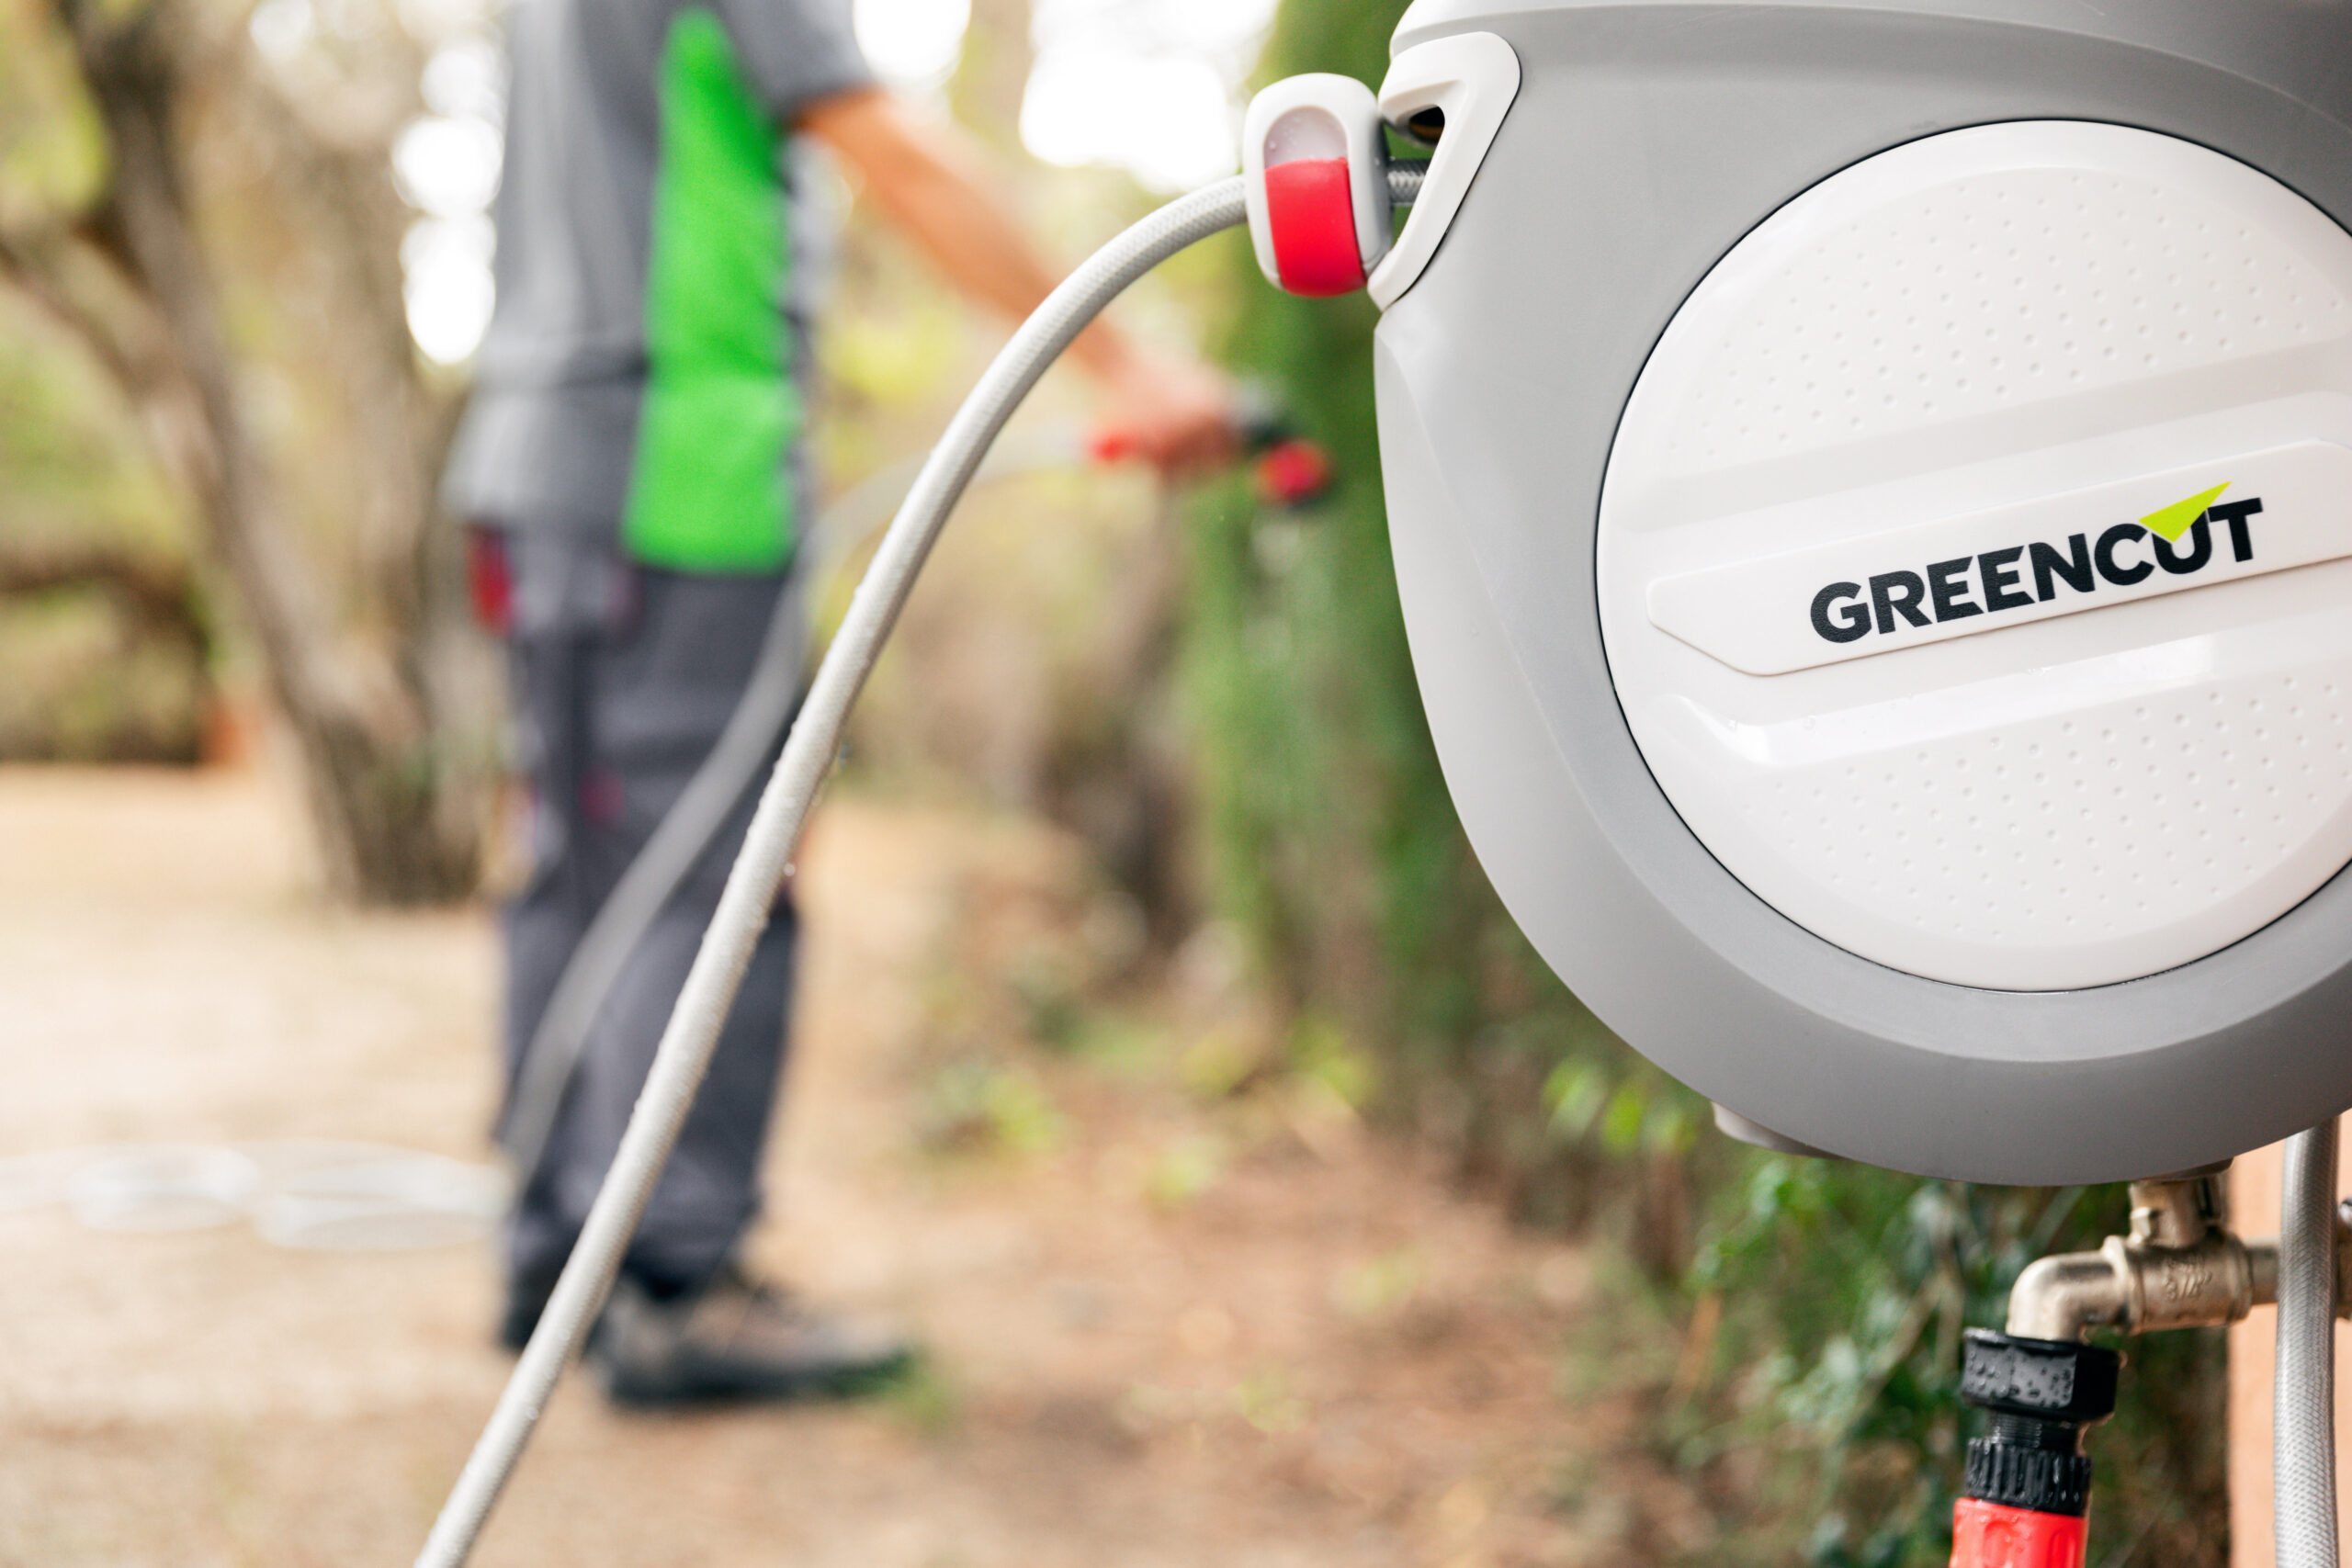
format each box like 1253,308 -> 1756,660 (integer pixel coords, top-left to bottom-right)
1808,484 -> 2264,646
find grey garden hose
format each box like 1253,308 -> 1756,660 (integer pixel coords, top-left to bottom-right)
2277,1118 -> 2341,1568
416,175 -> 1252,1568
420,162 -> 1423,1568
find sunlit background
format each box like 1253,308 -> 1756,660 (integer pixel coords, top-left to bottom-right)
315,0 -> 1279,366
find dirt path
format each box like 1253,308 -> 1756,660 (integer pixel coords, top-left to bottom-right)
0,766 -> 1682,1567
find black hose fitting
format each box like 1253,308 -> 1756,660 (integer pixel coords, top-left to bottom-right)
1957,1328 -> 2120,1518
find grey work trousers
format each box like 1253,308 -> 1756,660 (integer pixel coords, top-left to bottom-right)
496,532 -> 800,1297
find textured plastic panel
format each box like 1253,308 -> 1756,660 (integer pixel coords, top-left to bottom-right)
1665,165 -> 2342,470
1598,123 -> 2352,988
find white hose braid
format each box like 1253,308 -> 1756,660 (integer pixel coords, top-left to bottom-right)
413,176 -> 1250,1568
2277,1118 -> 2342,1568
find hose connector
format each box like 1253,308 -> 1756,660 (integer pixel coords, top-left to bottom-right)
1953,1330 -> 2118,1568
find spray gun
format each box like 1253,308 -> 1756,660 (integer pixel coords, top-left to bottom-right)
418,6 -> 2352,1563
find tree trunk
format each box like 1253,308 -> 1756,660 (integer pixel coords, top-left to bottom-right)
18,0 -> 487,903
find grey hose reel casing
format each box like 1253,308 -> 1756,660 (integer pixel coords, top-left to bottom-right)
1372,0 -> 2352,1183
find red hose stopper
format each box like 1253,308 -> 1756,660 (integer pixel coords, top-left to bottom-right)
1951,1499 -> 2088,1568
1264,158 -> 1366,297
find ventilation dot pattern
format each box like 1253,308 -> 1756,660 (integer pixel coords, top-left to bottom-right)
1670,168 -> 2352,474
1733,670 -> 2352,953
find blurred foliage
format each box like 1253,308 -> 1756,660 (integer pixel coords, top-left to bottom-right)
2,0 -> 498,897
919,1055 -> 1067,1159
0,274 -> 209,762
1,7 -> 203,762
0,1 -> 106,226
1185,2 -> 2225,1563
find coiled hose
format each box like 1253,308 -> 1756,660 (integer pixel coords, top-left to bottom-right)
2278,1118 -> 2341,1568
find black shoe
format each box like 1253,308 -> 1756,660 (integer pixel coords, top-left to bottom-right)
589,1267 -> 914,1407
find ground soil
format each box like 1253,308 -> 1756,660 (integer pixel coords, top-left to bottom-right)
0,765 -> 1697,1568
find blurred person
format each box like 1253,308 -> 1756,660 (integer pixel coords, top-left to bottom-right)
441,0 -> 1234,1406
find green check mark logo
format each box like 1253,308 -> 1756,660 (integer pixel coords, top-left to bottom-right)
2139,481 -> 2232,542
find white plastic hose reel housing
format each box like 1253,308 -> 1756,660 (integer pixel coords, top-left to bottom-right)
1359,0 -> 2352,1183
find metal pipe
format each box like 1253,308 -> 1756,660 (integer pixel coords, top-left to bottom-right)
2007,1252 -> 2129,1341
2006,1173 -> 2267,1341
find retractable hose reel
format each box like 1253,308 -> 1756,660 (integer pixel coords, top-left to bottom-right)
1250,0 -> 2352,1190
1247,8 -> 2352,1562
